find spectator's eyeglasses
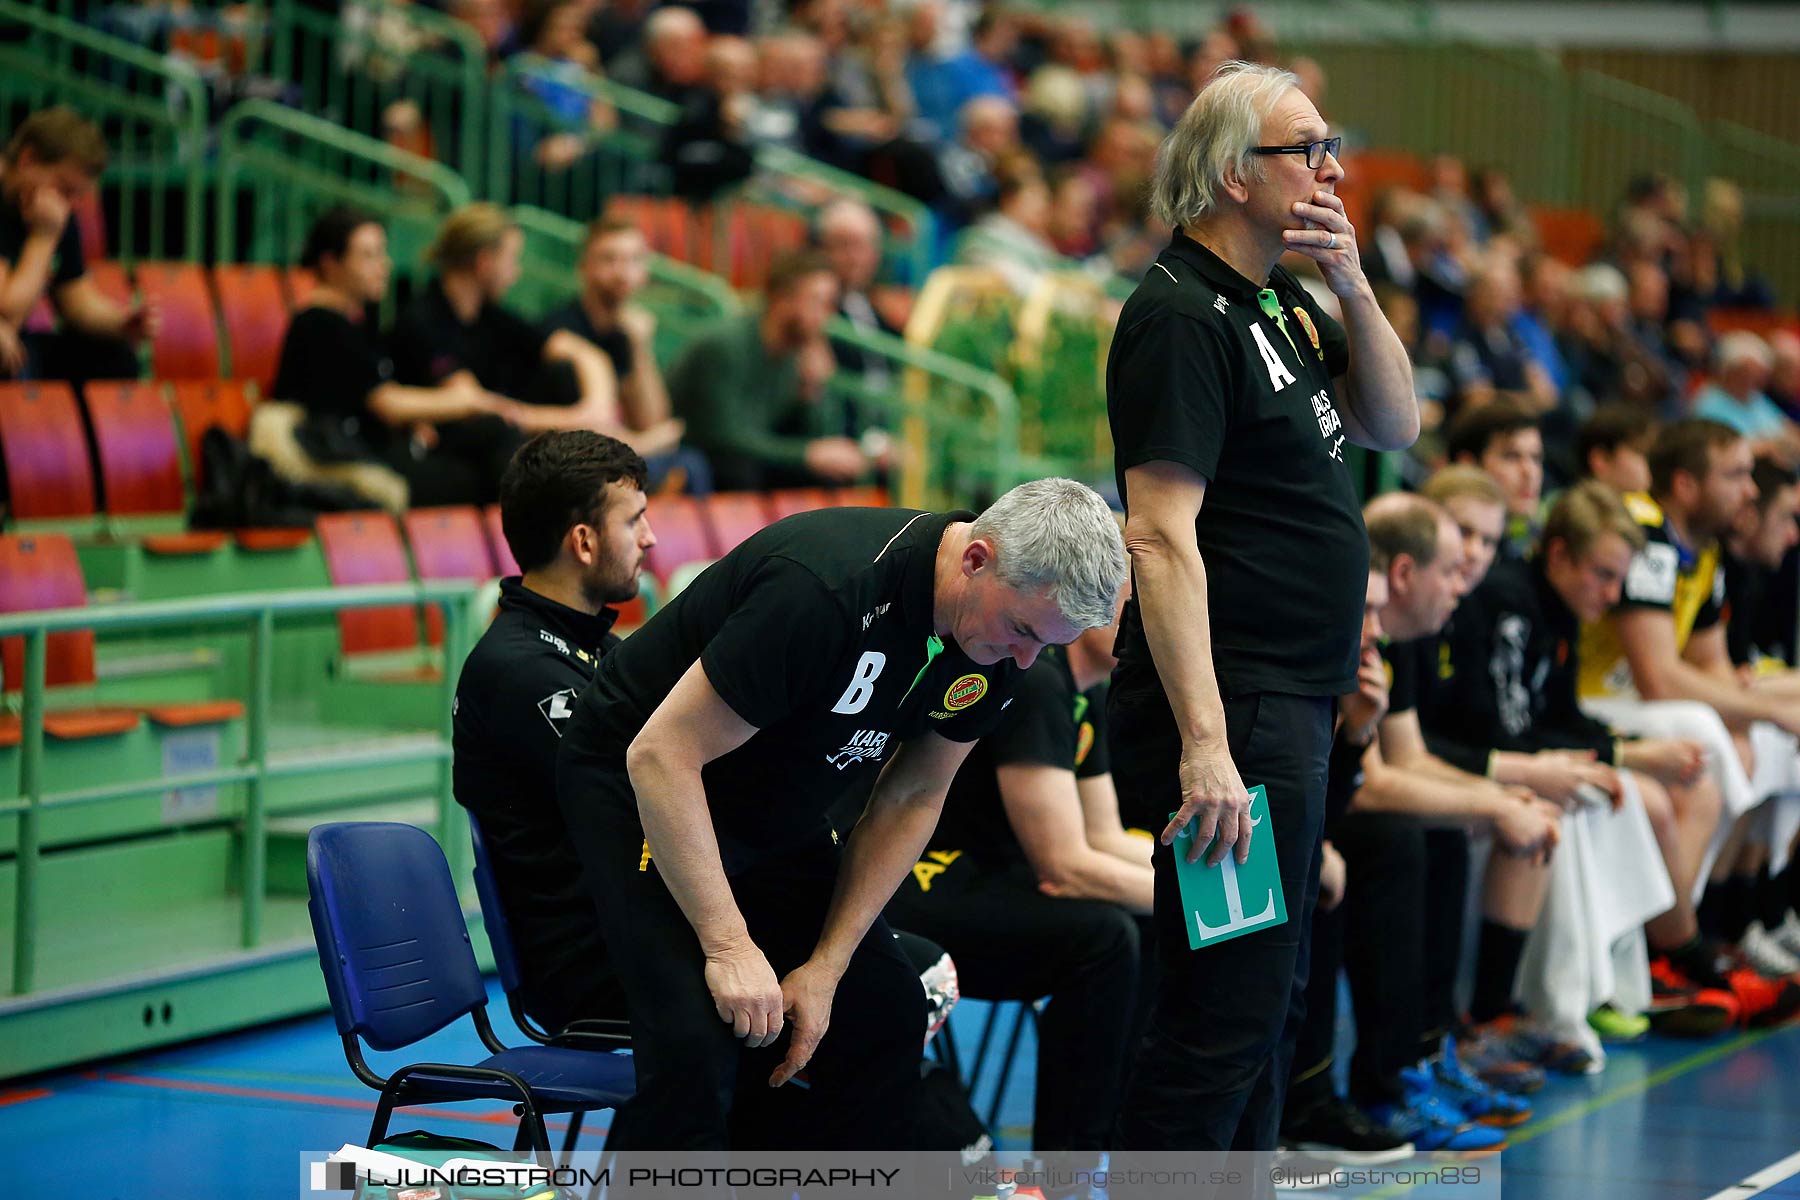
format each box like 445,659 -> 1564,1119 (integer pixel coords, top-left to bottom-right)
1250,137 -> 1342,170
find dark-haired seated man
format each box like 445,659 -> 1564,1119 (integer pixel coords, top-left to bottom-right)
452,430 -> 656,1034
0,107 -> 157,383
1446,399 -> 1545,559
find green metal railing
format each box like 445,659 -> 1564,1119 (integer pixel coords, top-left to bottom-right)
0,583 -> 478,998
488,61 -> 671,219
214,100 -> 471,317
268,0 -> 488,188
0,0 -> 208,260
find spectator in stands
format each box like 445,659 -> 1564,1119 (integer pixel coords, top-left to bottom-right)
668,249 -> 874,490
1563,263 -> 1672,412
1047,167 -> 1100,258
1470,166 -> 1533,246
588,0 -> 653,67
1768,329 -> 1800,423
453,430 -> 654,1036
1186,30 -> 1239,97
1724,456 -> 1800,675
956,155 -> 1061,297
541,216 -> 699,490
882,612 -> 1155,1159
269,206 -> 523,508
935,95 -> 1021,234
1627,260 -> 1700,401
1447,401 -> 1546,557
906,4 -> 1017,145
663,34 -> 759,200
0,108 -> 156,384
817,199 -> 900,396
607,4 -> 708,106
1686,179 -> 1777,313
449,0 -> 523,64
1576,403 -> 1656,495
1692,332 -> 1800,464
1447,253 -> 1559,417
1515,253 -> 1576,400
395,204 -> 660,454
511,0 -> 619,173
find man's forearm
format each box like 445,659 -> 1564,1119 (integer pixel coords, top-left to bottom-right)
1337,285 -> 1419,452
1041,848 -> 1154,913
628,748 -> 752,955
1656,657 -> 1788,730
814,778 -> 945,974
1132,535 -> 1228,746
628,335 -> 673,427
1352,761 -> 1511,826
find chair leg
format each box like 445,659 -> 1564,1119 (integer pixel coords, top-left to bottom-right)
561,1110 -> 585,1166
933,1019 -> 963,1081
366,1087 -> 402,1149
984,1003 -> 1033,1132
967,1002 -> 1003,1091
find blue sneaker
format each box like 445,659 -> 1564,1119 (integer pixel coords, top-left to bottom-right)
1427,1038 -> 1533,1128
1365,1067 -> 1509,1154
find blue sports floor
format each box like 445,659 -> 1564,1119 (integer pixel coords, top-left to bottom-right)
3,981 -> 1799,1200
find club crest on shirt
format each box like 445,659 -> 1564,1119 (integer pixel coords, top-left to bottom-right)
944,674 -> 988,711
1293,306 -> 1323,360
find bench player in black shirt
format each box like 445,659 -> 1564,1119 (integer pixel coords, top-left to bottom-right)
1106,62 -> 1417,1158
556,479 -> 1127,1150
452,431 -> 654,1036
883,618 -> 1155,1156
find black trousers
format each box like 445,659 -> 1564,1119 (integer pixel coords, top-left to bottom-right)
1111,691 -> 1331,1159
1420,828 -> 1471,1049
1333,811 -> 1428,1105
23,328 -> 140,386
555,752 -> 922,1150
885,855 -> 1149,1152
386,414 -> 525,508
1286,895 -> 1344,1117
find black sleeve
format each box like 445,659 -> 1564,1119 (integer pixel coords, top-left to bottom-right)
1380,637 -> 1419,715
271,308 -> 379,416
1075,683 -> 1109,780
390,303 -> 450,386
1693,558 -> 1726,633
50,219 -> 85,290
1109,307 -> 1240,485
1533,666 -> 1619,763
698,558 -> 855,729
497,304 -> 551,367
982,660 -> 1077,771
922,663 -> 1020,744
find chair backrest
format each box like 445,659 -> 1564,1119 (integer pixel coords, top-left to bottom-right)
315,511 -> 421,655
0,534 -> 94,692
483,504 -> 522,576
0,382 -> 97,519
704,492 -> 771,555
766,488 -> 832,520
642,495 -> 716,585
405,506 -> 495,646
306,822 -> 489,1051
832,485 -> 890,507
169,380 -> 253,487
466,815 -> 526,995
83,381 -> 185,515
212,264 -> 290,391
135,261 -> 222,379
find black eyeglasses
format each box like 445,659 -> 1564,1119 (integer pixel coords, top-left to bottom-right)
1250,137 -> 1342,170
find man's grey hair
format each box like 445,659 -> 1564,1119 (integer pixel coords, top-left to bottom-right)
646,5 -> 702,43
1149,60 -> 1299,229
972,478 -> 1128,630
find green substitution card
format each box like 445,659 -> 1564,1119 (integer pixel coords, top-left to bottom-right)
1169,784 -> 1288,950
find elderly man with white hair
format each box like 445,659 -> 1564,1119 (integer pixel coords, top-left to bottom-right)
1693,330 -> 1800,464
1104,61 -> 1417,1162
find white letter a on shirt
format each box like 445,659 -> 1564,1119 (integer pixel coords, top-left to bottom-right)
1249,323 -> 1297,392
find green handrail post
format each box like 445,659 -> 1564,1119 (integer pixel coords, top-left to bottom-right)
240,608 -> 274,949
436,596 -> 464,887
12,632 -> 47,996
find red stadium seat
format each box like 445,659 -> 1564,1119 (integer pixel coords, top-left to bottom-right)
86,260 -> 134,309
72,191 -> 107,263
135,262 -> 222,378
766,488 -> 833,520
285,267 -> 319,310
704,492 -> 772,553
82,381 -> 185,516
0,533 -> 240,739
404,506 -> 495,645
831,486 -> 890,508
483,504 -> 522,576
642,495 -> 716,585
1531,206 -> 1608,268
0,381 -> 97,519
213,264 -> 290,390
315,511 -> 422,657
169,379 -> 252,487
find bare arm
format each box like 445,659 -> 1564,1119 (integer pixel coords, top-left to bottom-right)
1353,741 -> 1562,859
1619,611 -> 1800,733
54,275 -> 136,338
1123,460 -> 1252,864
0,234 -> 57,326
1077,773 -> 1153,867
538,328 -> 623,430
1286,191 -> 1419,452
619,306 -> 672,427
1002,763 -> 1154,913
366,373 -> 502,427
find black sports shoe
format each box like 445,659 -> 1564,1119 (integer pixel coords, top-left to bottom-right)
1281,1094 -> 1417,1165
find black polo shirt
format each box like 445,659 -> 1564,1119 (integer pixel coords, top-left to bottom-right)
1108,232 -> 1367,709
561,508 -> 1019,871
270,305 -> 395,456
929,644 -> 1110,868
453,578 -> 620,1013
0,191 -> 84,295
392,278 -> 549,398
541,300 -> 635,380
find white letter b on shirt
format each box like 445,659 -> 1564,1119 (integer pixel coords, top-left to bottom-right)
831,651 -> 888,714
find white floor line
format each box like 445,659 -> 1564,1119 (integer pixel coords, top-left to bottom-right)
1699,1148 -> 1800,1200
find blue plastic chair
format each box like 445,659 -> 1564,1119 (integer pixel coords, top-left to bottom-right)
468,814 -> 631,1158
305,822 -> 634,1155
